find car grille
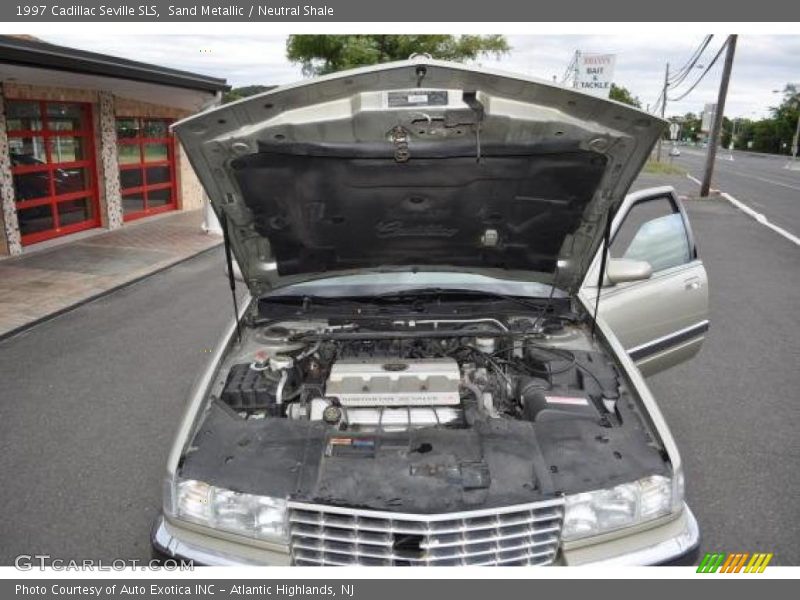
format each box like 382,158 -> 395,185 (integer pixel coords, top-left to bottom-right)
288,498 -> 564,566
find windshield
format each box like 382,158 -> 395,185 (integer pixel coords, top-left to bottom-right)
266,272 -> 564,299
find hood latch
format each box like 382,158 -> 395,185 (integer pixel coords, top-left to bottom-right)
390,126 -> 410,162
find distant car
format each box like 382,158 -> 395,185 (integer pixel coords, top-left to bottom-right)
669,147 -> 681,157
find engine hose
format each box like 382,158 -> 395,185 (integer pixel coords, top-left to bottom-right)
463,380 -> 484,409
517,377 -> 550,404
462,375 -> 488,425
275,370 -> 289,405
295,342 -> 320,361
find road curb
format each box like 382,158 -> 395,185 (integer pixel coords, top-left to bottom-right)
0,243 -> 222,344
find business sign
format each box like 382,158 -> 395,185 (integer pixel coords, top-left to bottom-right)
669,122 -> 681,140
701,103 -> 717,132
575,53 -> 616,98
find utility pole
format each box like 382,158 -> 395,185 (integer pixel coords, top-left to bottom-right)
792,98 -> 800,162
700,35 -> 737,197
656,63 -> 669,162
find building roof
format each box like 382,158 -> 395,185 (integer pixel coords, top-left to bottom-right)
0,36 -> 229,93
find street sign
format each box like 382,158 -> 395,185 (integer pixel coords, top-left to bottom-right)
575,53 -> 616,98
701,103 -> 717,133
669,123 -> 680,140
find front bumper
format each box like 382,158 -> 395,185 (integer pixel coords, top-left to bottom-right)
151,503 -> 699,567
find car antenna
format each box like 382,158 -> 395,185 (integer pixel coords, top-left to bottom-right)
591,210 -> 614,338
220,211 -> 243,343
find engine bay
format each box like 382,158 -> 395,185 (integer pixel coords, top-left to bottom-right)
179,303 -> 670,512
212,315 -> 623,433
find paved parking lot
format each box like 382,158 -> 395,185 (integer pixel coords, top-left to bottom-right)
0,210 -> 220,338
0,166 -> 798,565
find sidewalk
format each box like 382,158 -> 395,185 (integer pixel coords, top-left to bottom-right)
0,209 -> 222,339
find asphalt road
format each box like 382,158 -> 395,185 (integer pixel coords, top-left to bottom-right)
666,148 -> 800,234
0,250 -> 234,563
1,169 -> 798,565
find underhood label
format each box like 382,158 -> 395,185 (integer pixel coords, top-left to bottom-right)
387,90 -> 448,107
326,436 -> 376,458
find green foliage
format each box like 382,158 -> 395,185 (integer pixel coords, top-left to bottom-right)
609,84 -> 641,108
223,85 -> 276,104
286,35 -> 510,77
723,84 -> 799,154
643,160 -> 686,176
678,113 -> 702,142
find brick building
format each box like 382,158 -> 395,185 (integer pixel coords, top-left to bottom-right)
0,36 -> 229,255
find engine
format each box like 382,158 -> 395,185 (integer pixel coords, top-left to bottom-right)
215,319 -> 623,432
326,358 -> 461,407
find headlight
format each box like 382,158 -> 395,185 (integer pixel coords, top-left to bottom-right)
562,475 -> 675,542
165,478 -> 288,544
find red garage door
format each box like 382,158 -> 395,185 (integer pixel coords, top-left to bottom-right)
116,117 -> 178,221
6,100 -> 100,245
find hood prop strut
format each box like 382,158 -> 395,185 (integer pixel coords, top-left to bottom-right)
220,211 -> 243,343
463,91 -> 485,163
591,210 -> 614,339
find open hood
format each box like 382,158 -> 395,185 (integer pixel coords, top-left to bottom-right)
174,59 -> 665,296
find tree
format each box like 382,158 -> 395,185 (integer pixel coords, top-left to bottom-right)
684,113 -> 702,142
286,35 -> 510,77
720,116 -> 733,148
608,84 -> 641,108
770,83 -> 799,155
223,85 -> 276,104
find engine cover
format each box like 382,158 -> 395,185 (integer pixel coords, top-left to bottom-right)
325,358 -> 461,406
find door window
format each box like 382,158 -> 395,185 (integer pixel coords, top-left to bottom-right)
610,196 -> 691,273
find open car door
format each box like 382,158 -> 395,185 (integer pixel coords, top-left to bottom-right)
580,186 -> 709,377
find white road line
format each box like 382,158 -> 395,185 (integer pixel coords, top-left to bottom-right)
685,174 -> 800,248
748,174 -> 800,192
720,192 -> 800,247
685,173 -> 718,193
686,174 -> 702,185
692,156 -> 800,191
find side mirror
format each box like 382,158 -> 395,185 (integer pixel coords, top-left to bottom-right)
224,259 -> 245,283
606,258 -> 653,285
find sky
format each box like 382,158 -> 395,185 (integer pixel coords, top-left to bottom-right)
40,34 -> 799,119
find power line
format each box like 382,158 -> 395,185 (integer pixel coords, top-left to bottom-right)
668,35 -> 712,83
668,37 -> 730,102
650,35 -> 710,116
650,86 -> 666,114
668,35 -> 713,89
669,40 -> 702,77
649,35 -> 713,115
561,51 -> 578,86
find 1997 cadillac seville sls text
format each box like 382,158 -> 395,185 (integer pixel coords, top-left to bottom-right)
151,59 -> 708,566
